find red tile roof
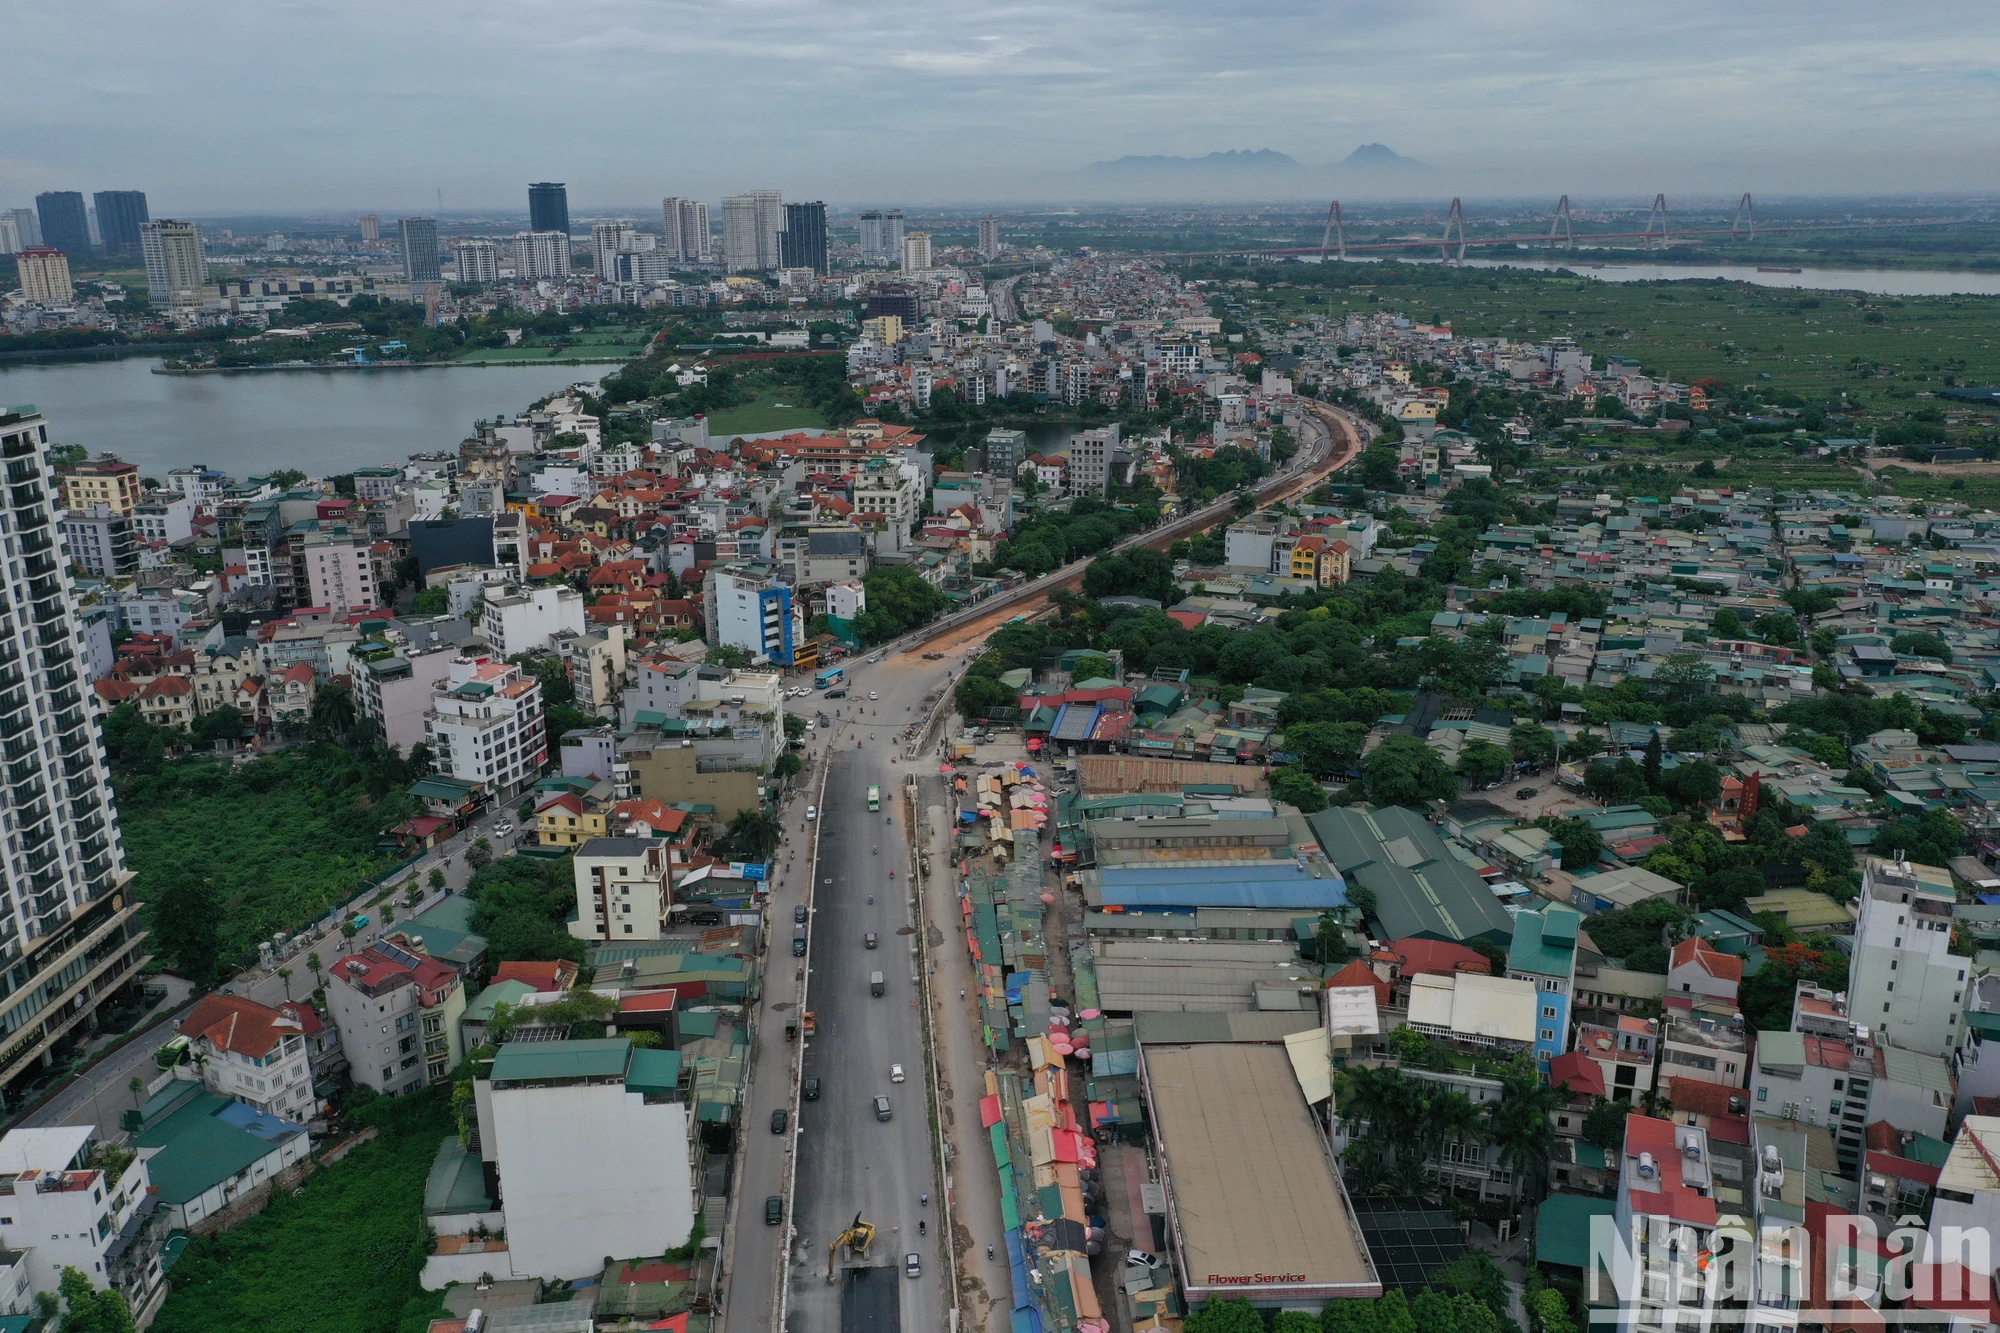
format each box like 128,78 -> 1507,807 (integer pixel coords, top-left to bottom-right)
493,960 -> 577,993
1622,1113 -> 1717,1227
181,993 -> 301,1059
1323,959 -> 1391,1006
1389,937 -> 1492,978
1548,1050 -> 1605,1098
1670,936 -> 1744,985
1667,1076 -> 1744,1120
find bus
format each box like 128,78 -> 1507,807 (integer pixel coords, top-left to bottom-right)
815,666 -> 845,690
867,786 -> 882,812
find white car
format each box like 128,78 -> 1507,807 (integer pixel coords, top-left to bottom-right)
493,821 -> 514,836
805,805 -> 817,820
869,691 -> 879,701
890,1063 -> 906,1083
804,719 -> 816,731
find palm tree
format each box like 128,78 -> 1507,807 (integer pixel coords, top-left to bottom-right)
305,951 -> 324,990
1486,1060 -> 1559,1227
278,967 -> 294,1000
726,808 -> 782,863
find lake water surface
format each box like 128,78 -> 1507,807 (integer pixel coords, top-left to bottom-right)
0,358 -> 606,478
1299,254 -> 2000,297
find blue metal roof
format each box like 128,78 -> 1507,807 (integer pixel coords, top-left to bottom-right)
1097,862 -> 1346,910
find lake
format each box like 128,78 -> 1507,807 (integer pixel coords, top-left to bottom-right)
0,358 -> 610,479
1299,254 -> 2000,297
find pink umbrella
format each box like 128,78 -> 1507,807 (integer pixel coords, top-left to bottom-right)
1079,1008 -> 1102,1020
1039,892 -> 1056,904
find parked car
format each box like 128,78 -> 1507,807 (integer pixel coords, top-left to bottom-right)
794,904 -> 808,924
890,1063 -> 906,1083
1515,787 -> 1538,799
805,805 -> 817,820
766,1195 -> 783,1225
771,1107 -> 788,1134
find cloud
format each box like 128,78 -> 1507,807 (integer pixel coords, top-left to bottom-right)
1,0 -> 1995,209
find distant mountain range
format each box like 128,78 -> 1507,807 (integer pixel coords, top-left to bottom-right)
1069,145 -> 1435,198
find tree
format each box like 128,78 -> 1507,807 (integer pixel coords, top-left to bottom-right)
1509,723 -> 1557,766
148,871 -> 224,984
1755,612 -> 1800,646
773,752 -> 803,780
1068,654 -> 1117,684
58,1265 -> 135,1333
854,565 -> 947,644
1486,1060 -> 1558,1211
194,704 -> 247,747
1661,758 -> 1723,809
1347,885 -> 1380,929
277,967 -> 294,1000
308,682 -> 358,741
1582,1096 -> 1634,1150
305,951 -> 324,988
1363,734 -> 1458,808
1288,721 -> 1371,777
1456,739 -> 1512,788
1891,630 -> 1952,663
1712,607 -> 1745,639
783,712 -> 806,740
465,841 -> 493,871
128,1075 -> 144,1107
1538,816 -> 1604,871
1654,652 -> 1716,703
464,854 -> 585,964
429,867 -> 447,891
1311,908 -> 1347,966
1186,1298 -> 1266,1333
723,808 -> 782,862
1271,765 -> 1328,813
1642,730 -> 1663,789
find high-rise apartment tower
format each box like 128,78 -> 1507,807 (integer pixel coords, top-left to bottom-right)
91,192 -> 149,258
0,407 -> 151,1107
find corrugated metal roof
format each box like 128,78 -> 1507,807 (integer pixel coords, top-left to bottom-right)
490,1036 -> 631,1082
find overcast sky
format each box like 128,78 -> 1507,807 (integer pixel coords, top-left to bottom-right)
5,0 -> 1995,215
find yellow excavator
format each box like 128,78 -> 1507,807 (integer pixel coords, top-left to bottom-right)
826,1212 -> 877,1282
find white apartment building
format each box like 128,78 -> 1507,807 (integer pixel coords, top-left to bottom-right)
900,231 -> 932,273
568,837 -> 673,942
324,938 -> 467,1094
481,583 -> 585,657
1611,1115 -> 1720,1333
1927,1115 -> 2000,1264
661,197 -> 709,261
139,219 -> 208,310
512,230 -> 572,280
300,528 -> 377,611
1071,423 -> 1118,494
452,238 -> 500,285
424,655 -> 548,799
553,626 -> 628,718
0,1125 -> 168,1323
354,647 -> 451,754
851,458 -> 922,553
133,492 -> 193,546
1848,856 -> 1966,1057
722,190 -> 782,272
472,1037 -> 698,1280
176,993 -> 315,1121
15,249 -> 72,305
701,563 -> 797,666
1750,1026 -> 1951,1173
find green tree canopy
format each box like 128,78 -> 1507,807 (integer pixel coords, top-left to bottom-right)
1363,734 -> 1458,808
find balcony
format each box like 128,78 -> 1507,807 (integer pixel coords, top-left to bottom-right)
40,643 -> 71,669
8,484 -> 44,509
0,435 -> 33,461
16,529 -> 49,555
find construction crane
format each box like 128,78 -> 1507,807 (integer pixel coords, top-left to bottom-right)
826,1212 -> 877,1282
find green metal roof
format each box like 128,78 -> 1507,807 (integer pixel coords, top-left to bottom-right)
131,1090 -> 288,1206
1307,805 -> 1515,945
424,1135 -> 494,1215
1508,907 -> 1578,979
1536,1192 -> 1617,1272
410,776 -> 481,800
625,1048 -> 682,1094
490,1037 -> 631,1082
463,979 -> 535,1023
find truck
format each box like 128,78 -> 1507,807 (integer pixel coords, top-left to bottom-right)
869,971 -> 885,996
866,785 -> 881,812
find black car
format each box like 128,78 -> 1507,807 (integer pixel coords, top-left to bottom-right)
1515,786 -> 1538,800
771,1107 -> 788,1134
794,904 -> 808,924
825,688 -> 847,698
766,1195 -> 783,1225
803,1077 -> 821,1101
